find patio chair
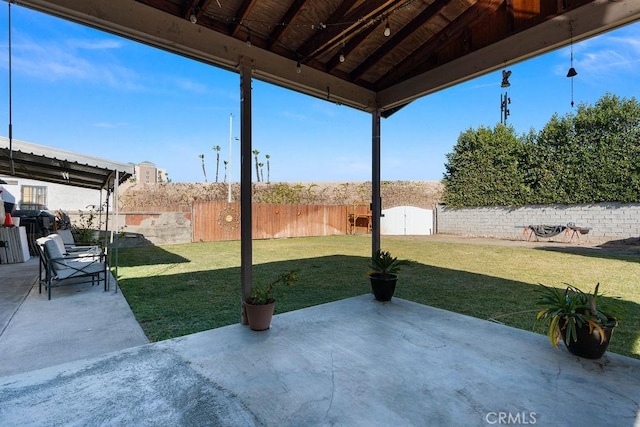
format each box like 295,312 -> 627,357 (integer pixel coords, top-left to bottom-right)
49,233 -> 102,258
55,228 -> 100,252
35,236 -> 108,300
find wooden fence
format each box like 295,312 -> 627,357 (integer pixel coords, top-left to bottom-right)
192,201 -> 349,242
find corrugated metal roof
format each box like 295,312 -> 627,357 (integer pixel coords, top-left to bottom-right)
0,137 -> 134,191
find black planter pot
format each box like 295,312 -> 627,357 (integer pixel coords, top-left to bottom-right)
369,273 -> 397,301
562,318 -> 617,359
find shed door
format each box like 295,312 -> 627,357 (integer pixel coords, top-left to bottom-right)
381,206 -> 432,235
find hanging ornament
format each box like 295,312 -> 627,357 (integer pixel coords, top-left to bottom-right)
567,23 -> 578,107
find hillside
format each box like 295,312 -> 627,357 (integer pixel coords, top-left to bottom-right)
120,181 -> 443,211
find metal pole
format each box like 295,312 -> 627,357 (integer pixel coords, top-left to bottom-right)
239,59 -> 253,325
228,113 -> 233,203
371,110 -> 381,257
114,170 -> 120,293
8,0 -> 14,175
103,186 -> 110,292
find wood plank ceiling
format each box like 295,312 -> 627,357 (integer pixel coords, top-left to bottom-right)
148,0 -> 587,90
16,0 -> 640,115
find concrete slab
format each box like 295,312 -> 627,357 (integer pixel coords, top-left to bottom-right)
0,257 -> 38,336
1,296 -> 638,426
0,261 -> 148,377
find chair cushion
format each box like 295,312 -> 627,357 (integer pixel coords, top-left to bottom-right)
56,228 -> 75,245
49,234 -> 68,256
55,260 -> 105,279
44,238 -> 68,269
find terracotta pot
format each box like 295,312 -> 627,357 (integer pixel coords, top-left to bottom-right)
561,317 -> 617,359
369,273 -> 398,301
245,301 -> 275,331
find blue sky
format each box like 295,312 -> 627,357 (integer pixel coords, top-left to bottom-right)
0,5 -> 639,183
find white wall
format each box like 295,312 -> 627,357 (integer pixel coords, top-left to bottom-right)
381,206 -> 433,235
0,177 -> 108,213
435,203 -> 640,243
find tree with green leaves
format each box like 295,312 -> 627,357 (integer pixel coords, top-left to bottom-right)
265,154 -> 271,183
252,149 -> 260,182
198,154 -> 207,183
443,93 -> 640,207
443,124 -> 528,207
212,145 -> 221,182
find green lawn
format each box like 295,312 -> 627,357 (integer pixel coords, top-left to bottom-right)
116,235 -> 640,359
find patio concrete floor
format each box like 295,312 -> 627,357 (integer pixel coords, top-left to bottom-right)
1,258 -> 639,426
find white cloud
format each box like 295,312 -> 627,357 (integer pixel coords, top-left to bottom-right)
569,26 -> 640,79
8,31 -> 144,90
281,110 -> 308,121
67,38 -> 123,50
174,78 -> 209,94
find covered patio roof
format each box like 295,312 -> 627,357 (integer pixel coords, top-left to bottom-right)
0,137 -> 133,191
15,0 -> 640,116
12,0 -> 640,323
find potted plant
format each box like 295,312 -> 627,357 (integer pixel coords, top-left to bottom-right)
367,250 -> 411,301
244,270 -> 298,331
535,283 -> 622,359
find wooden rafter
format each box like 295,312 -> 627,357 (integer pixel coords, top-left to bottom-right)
297,0 -> 402,61
374,0 -> 505,89
349,0 -> 450,81
266,0 -> 309,50
231,0 -> 260,38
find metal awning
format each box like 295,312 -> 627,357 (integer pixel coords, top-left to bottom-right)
0,137 -> 133,191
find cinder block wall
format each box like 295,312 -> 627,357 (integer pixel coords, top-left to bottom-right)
435,203 -> 640,243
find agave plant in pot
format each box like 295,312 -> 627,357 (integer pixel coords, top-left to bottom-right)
535,283 -> 622,359
367,250 -> 411,302
244,270 -> 298,331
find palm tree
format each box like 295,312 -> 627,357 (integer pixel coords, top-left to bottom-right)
223,160 -> 228,183
212,145 -> 221,182
252,149 -> 260,182
198,154 -> 207,182
265,154 -> 271,183
258,162 -> 264,183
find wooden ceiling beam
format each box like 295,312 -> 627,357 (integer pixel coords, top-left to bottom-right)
326,23 -> 377,73
374,0 -> 505,89
231,0 -> 260,38
266,0 -> 309,50
349,0 -> 450,81
297,0 -> 399,61
180,0 -> 205,20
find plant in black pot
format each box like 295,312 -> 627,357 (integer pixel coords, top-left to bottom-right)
245,270 -> 298,331
367,250 -> 411,302
535,283 -> 623,359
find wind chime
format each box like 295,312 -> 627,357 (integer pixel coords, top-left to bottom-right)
500,69 -> 511,124
567,23 -> 578,107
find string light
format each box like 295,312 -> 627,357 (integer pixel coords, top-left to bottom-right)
189,7 -> 199,24
186,0 -> 419,69
196,0 -> 418,32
